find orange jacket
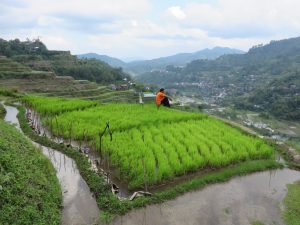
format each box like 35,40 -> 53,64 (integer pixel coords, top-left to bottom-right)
156,92 -> 165,106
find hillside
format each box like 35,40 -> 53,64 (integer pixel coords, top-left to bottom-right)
0,56 -> 54,79
77,53 -> 126,68
137,36 -> 300,120
126,47 -> 244,74
235,72 -> 300,120
78,47 -> 244,75
0,120 -> 61,224
0,38 -> 137,104
0,38 -> 130,83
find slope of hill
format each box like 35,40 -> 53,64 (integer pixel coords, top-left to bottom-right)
0,38 -> 130,83
137,36 -> 300,120
235,72 -> 300,120
126,47 -> 244,74
77,47 -> 244,75
77,53 -> 126,68
0,56 -> 54,79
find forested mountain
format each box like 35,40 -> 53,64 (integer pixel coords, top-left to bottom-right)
0,38 -> 130,83
77,53 -> 127,68
137,36 -> 300,120
125,47 -> 244,74
235,72 -> 300,120
78,47 -> 244,75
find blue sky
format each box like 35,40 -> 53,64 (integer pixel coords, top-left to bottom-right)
0,0 -> 300,60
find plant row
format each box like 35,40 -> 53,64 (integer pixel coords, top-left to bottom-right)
22,95 -> 98,116
101,119 -> 274,189
23,96 -> 274,190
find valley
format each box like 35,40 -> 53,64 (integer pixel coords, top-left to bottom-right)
0,36 -> 299,225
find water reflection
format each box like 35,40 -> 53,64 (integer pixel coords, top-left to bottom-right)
111,168 -> 300,225
3,104 -> 100,225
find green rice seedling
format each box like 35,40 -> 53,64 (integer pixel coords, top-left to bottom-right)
25,96 -> 276,190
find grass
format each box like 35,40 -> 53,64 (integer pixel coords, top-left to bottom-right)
282,180 -> 300,225
251,221 -> 265,225
0,120 -> 61,224
0,103 -> 5,119
17,105 -> 283,218
224,207 -> 231,215
0,87 -> 19,98
286,139 -> 300,154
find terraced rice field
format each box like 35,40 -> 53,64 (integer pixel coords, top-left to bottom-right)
24,96 -> 275,190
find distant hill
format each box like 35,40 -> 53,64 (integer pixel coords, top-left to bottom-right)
78,47 -> 244,75
137,36 -> 300,120
0,38 -> 130,83
125,47 -> 244,74
77,53 -> 126,68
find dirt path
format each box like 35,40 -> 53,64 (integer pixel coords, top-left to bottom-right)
3,104 -> 100,225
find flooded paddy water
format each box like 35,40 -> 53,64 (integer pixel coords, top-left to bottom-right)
3,104 -> 100,225
111,169 -> 300,225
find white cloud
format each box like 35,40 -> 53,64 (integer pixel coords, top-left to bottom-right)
174,0 -> 300,38
37,16 -> 62,27
41,36 -> 72,50
1,0 -> 300,59
167,6 -> 186,20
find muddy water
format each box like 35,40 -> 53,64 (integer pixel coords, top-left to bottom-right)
111,169 -> 300,225
3,104 -> 21,131
40,145 -> 100,225
3,104 -> 100,225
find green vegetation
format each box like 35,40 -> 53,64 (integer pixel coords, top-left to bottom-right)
0,86 -> 18,97
103,119 -> 273,189
0,73 -> 99,94
23,95 -> 98,116
251,221 -> 265,225
81,89 -> 137,103
0,55 -> 54,79
0,38 -> 130,83
0,120 -> 61,224
286,139 -> 300,154
47,104 -> 206,135
237,72 -> 300,120
0,103 -> 5,119
41,85 -> 109,97
138,37 -> 300,121
24,96 -> 275,190
283,180 -> 300,225
223,207 -> 231,215
17,104 -> 282,217
34,86 -> 138,103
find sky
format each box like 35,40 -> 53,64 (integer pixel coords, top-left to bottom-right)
1,0 -> 300,60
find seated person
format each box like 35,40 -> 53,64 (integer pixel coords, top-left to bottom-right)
156,88 -> 172,108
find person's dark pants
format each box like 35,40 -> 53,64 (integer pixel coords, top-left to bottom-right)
161,97 -> 170,107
